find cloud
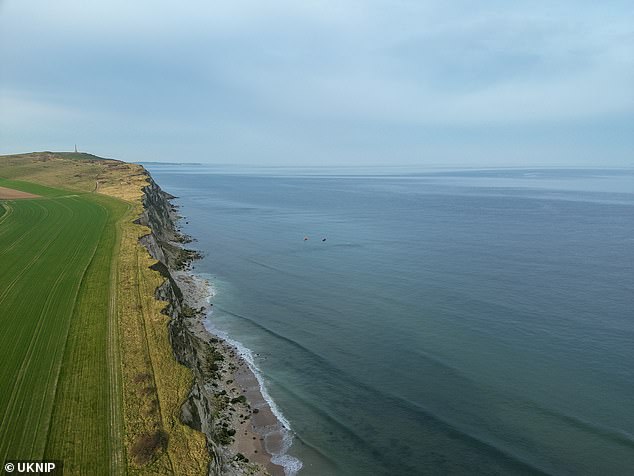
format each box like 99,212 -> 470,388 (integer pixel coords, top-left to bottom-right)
1,0 -> 633,164
0,90 -> 80,127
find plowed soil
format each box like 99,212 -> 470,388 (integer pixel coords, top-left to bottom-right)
0,186 -> 40,199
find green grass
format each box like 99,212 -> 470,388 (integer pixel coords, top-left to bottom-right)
0,181 -> 126,473
0,155 -> 208,475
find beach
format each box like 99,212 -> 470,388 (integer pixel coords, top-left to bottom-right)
170,270 -> 292,476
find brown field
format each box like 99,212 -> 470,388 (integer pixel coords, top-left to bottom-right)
0,186 -> 40,199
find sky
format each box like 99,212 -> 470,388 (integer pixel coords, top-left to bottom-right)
1,0 -> 633,166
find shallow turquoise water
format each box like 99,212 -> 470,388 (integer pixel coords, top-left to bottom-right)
145,166 -> 634,475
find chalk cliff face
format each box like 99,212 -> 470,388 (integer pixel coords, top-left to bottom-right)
136,174 -> 234,476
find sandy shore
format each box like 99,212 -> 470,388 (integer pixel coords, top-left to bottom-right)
171,269 -> 287,476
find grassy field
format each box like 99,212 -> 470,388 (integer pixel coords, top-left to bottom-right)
0,153 -> 207,475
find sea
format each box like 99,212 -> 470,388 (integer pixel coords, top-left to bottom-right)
143,165 -> 634,476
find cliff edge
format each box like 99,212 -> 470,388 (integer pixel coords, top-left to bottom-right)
137,172 -> 273,476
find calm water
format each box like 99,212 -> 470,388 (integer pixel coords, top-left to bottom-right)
144,165 -> 634,475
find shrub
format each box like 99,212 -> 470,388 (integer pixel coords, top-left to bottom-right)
231,395 -> 247,405
131,429 -> 168,465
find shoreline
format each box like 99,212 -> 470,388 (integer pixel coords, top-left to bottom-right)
171,270 -> 291,476
203,314 -> 302,476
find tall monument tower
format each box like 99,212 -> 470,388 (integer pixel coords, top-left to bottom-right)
74,144 -> 78,153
